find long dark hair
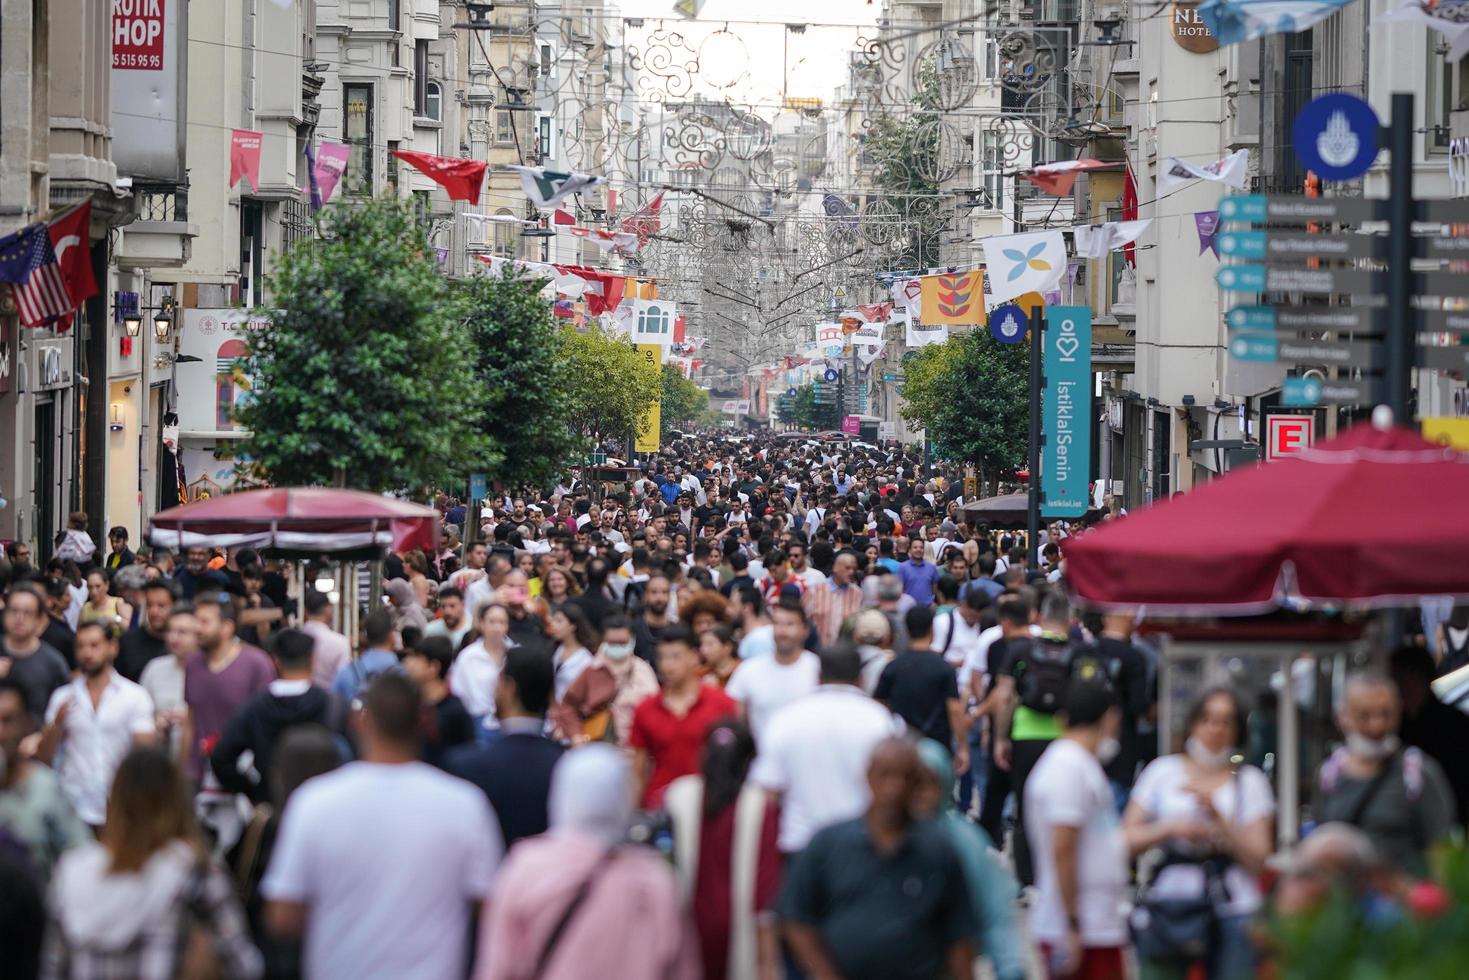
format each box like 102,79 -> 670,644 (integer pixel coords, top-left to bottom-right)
701,717 -> 756,819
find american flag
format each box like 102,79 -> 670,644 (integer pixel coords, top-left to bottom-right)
0,223 -> 71,328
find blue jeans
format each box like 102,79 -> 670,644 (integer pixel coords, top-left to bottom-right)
955,727 -> 986,814
1138,911 -> 1257,980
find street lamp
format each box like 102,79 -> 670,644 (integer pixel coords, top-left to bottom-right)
123,314 -> 142,338
153,298 -> 175,344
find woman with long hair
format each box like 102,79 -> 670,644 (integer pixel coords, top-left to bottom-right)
664,720 -> 782,980
404,550 -> 433,609
78,568 -> 130,627
548,604 -> 599,704
43,747 -> 262,979
542,567 -> 581,607
1124,687 -> 1275,980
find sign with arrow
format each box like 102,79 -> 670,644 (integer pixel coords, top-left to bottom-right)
1219,194 -> 1387,225
1282,376 -> 1379,406
1218,229 -> 1387,262
1276,338 -> 1380,367
1216,264 -> 1385,295
1226,305 -> 1375,334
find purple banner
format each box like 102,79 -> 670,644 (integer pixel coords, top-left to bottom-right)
1195,210 -> 1220,258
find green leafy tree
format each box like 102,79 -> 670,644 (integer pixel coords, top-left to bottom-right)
236,199 -> 490,490
777,383 -> 838,431
862,67 -> 942,270
899,331 -> 1028,495
454,272 -> 581,488
557,326 -> 661,441
659,365 -> 708,435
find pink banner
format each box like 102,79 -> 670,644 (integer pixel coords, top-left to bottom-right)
313,141 -> 351,206
229,129 -> 263,191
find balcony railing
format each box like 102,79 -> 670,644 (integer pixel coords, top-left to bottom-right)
135,183 -> 189,222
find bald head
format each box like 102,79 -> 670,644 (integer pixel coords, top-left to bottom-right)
867,738 -> 921,823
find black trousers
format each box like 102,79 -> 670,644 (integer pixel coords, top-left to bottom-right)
1010,737 -> 1053,888
977,734 -> 1011,845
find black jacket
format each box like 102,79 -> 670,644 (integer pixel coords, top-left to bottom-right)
210,686 -> 345,802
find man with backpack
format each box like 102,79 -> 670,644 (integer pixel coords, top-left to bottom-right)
1314,671 -> 1456,877
989,592 -> 1103,886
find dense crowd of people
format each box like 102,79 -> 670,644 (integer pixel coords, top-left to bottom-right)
0,429 -> 1465,980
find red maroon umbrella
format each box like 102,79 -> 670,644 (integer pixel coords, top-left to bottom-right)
149,487 -> 437,556
1064,421 -> 1469,613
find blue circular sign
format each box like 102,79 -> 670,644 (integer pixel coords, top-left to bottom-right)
1292,93 -> 1380,182
823,369 -> 839,383
787,387 -> 798,397
988,304 -> 1029,345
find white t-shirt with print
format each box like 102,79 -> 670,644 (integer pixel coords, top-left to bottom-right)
1025,738 -> 1129,947
1129,755 -> 1275,916
725,651 -> 820,739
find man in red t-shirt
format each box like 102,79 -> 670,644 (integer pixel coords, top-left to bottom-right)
629,624 -> 736,808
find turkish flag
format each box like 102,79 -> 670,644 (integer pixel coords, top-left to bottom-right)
553,209 -> 577,225
674,315 -> 686,343
390,150 -> 488,205
48,200 -> 97,306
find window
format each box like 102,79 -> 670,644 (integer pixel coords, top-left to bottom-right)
540,43 -> 554,77
1429,37 -> 1454,153
386,140 -> 400,196
1105,205 -> 1126,309
979,129 -> 1004,212
413,190 -> 432,229
538,116 -> 553,161
239,199 -> 264,310
493,209 -> 517,256
425,82 -> 442,122
495,110 -> 515,145
414,40 -> 429,116
344,83 -> 374,195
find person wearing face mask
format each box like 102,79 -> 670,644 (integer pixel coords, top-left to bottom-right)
1023,678 -> 1129,980
1122,688 -> 1275,979
551,615 -> 658,747
1313,672 -> 1456,878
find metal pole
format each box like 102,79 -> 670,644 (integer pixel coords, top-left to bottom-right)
1385,92 -> 1416,421
1028,306 -> 1044,568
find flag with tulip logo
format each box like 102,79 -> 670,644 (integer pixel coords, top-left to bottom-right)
982,230 -> 1067,305
918,270 -> 985,325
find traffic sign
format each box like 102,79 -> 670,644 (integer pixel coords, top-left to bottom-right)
1229,333 -> 1278,362
1226,305 -> 1375,334
787,387 -> 798,397
1419,344 -> 1469,372
1275,338 -> 1379,367
1219,194 -> 1387,225
989,304 -> 1029,345
1218,229 -> 1387,262
823,368 -> 839,382
880,371 -> 899,382
1292,93 -> 1381,181
1216,264 -> 1384,295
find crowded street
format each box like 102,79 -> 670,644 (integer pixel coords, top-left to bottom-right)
6,1 -> 1469,979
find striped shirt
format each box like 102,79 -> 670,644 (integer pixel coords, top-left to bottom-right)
804,580 -> 867,648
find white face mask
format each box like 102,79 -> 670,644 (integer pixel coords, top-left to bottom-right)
1096,737 -> 1121,764
1185,736 -> 1233,770
603,641 -> 635,662
1346,732 -> 1400,761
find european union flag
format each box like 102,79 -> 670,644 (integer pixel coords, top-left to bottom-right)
0,223 -> 49,285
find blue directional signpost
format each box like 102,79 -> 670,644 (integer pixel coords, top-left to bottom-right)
1041,307 -> 1092,518
1217,92 -> 1469,416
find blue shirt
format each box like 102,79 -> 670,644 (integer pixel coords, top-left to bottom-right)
897,558 -> 941,606
877,557 -> 901,575
962,577 -> 1005,603
331,648 -> 402,701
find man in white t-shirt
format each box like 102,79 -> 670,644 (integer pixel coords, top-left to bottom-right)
726,601 -> 819,739
749,644 -> 905,854
933,588 -> 987,681
1023,678 -> 1128,978
263,674 -> 503,980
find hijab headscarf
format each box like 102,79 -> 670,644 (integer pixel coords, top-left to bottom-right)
915,738 -> 955,809
548,744 -> 634,843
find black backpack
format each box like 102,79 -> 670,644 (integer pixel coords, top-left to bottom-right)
1015,639 -> 1074,715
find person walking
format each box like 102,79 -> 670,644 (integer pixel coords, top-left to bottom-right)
446,647 -> 565,848
298,591 -> 351,691
0,678 -> 90,884
42,746 -> 262,979
725,600 -> 819,741
1024,679 -> 1129,980
629,625 -> 737,809
664,720 -> 783,980
1313,671 -> 1456,877
403,636 -> 476,767
552,614 -> 659,747
0,583 -> 72,727
778,738 -> 975,980
36,622 -> 158,831
1124,687 -> 1275,980
330,610 -> 400,705
874,606 -> 969,774
473,745 -> 699,980
262,674 -> 503,980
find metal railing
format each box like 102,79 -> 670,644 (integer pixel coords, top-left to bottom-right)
135,183 -> 189,222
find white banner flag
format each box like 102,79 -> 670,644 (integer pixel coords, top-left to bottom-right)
1156,149 -> 1250,195
981,230 -> 1067,305
903,307 -> 948,348
629,299 -> 678,346
1072,219 -> 1152,259
510,165 -> 606,210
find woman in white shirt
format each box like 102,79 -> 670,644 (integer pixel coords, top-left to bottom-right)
548,604 -> 598,704
1123,687 -> 1275,980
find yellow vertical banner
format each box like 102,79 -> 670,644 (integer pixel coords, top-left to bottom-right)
634,342 -> 663,453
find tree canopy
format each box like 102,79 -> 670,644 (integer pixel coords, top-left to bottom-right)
659,365 -> 708,435
899,330 -> 1028,494
557,326 -> 661,441
236,199 -> 490,491
454,271 -> 580,488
